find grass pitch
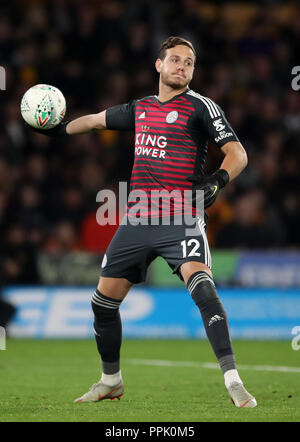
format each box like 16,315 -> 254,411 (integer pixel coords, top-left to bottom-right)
0,339 -> 299,422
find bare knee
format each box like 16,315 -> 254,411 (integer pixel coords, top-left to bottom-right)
97,276 -> 133,301
180,261 -> 212,285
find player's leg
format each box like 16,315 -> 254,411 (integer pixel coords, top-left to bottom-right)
181,261 -> 257,408
93,277 -> 132,387
181,261 -> 236,374
75,220 -> 150,403
74,276 -> 132,403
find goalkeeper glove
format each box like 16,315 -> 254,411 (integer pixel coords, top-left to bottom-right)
186,169 -> 229,209
24,120 -> 70,137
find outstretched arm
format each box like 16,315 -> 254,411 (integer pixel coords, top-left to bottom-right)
24,109 -> 107,137
66,110 -> 107,134
25,100 -> 135,136
65,101 -> 136,134
26,99 -> 136,136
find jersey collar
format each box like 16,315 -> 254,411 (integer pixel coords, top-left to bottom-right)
155,87 -> 190,105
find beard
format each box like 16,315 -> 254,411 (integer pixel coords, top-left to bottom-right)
161,72 -> 190,90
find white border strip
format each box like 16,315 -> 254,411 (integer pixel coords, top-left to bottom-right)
187,90 -> 220,119
197,218 -> 211,268
124,358 -> 300,373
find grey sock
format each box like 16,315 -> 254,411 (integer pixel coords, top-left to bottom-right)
102,360 -> 120,375
219,354 -> 236,374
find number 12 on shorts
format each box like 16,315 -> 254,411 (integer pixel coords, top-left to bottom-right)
181,239 -> 201,257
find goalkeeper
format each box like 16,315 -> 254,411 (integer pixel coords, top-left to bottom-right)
29,36 -> 256,408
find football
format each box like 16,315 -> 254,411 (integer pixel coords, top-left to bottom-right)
20,84 -> 66,130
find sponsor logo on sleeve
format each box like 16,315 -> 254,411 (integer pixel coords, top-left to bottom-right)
213,118 -> 226,131
215,130 -> 233,143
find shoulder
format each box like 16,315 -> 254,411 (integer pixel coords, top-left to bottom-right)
136,95 -> 157,105
185,89 -> 222,119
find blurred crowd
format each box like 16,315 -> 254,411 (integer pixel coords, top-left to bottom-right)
0,0 -> 300,285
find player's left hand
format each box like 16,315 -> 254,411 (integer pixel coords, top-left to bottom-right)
24,120 -> 70,137
186,169 -> 229,209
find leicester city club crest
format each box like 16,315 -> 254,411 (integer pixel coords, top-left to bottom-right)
166,110 -> 178,124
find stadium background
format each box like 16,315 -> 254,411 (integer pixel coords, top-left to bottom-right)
0,0 -> 300,340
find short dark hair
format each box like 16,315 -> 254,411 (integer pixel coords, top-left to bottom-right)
158,36 -> 196,61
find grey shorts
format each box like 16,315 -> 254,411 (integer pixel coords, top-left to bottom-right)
100,216 -> 211,284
